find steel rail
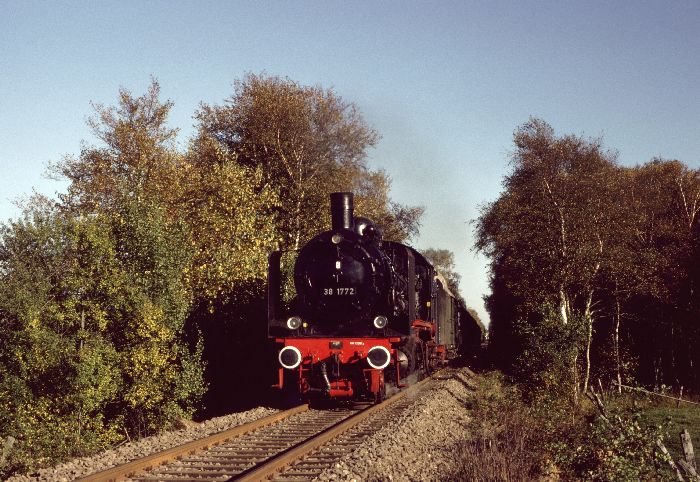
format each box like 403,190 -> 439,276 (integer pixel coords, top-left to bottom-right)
236,374 -> 435,482
75,405 -> 309,482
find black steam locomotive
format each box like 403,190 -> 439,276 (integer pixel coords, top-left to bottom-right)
268,192 -> 483,402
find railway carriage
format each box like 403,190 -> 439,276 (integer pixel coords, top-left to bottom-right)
267,192 -> 482,403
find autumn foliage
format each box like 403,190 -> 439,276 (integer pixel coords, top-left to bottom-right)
476,118 -> 700,402
0,76 -> 422,476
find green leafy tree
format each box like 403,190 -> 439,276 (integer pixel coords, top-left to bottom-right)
476,118 -> 700,399
109,199 -> 203,434
0,81 -> 209,477
182,131 -> 280,307
195,73 -> 422,247
0,203 -> 124,474
476,118 -> 623,400
0,199 -> 205,475
51,79 -> 182,215
49,81 -> 206,429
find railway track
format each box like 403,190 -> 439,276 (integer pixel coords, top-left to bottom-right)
76,374 -> 436,482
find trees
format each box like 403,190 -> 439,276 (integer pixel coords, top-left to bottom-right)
476,118 -> 625,400
622,160 -> 700,389
108,199 -> 204,434
181,131 -> 279,306
52,80 -> 182,215
49,82 -> 207,426
0,204 -> 123,469
476,118 -> 700,400
0,82 -> 209,475
0,75 -> 425,476
195,73 -> 422,248
0,198 -> 204,474
195,73 -> 372,248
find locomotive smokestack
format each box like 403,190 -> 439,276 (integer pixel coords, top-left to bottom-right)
330,192 -> 354,230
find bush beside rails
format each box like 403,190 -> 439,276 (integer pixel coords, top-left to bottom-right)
450,372 -> 683,481
0,203 -> 206,477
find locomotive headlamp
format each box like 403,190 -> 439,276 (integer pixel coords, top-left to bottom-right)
373,315 -> 388,329
366,346 -> 391,370
286,316 -> 302,330
331,233 -> 343,244
278,346 -> 302,369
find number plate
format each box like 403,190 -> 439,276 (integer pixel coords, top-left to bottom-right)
322,287 -> 356,296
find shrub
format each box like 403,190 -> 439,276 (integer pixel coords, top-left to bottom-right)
563,407 -> 674,481
0,201 -> 205,477
513,307 -> 585,405
449,373 -> 550,481
450,372 -> 676,481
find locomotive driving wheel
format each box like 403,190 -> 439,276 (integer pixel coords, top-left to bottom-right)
402,337 -> 425,379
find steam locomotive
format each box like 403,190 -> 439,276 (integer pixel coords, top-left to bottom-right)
267,192 -> 483,402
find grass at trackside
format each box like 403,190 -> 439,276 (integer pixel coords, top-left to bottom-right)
640,402 -> 700,468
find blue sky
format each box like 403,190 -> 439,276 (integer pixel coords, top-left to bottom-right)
1,1 -> 699,324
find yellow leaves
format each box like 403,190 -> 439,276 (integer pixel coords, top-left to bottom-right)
29,317 -> 40,330
133,301 -> 172,343
179,157 -> 279,304
121,339 -> 176,409
92,309 -> 109,331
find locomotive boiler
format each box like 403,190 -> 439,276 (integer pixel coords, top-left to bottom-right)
267,192 -> 481,402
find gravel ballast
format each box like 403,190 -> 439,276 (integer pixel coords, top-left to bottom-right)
315,367 -> 476,482
6,407 -> 279,482
7,367 -> 477,482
